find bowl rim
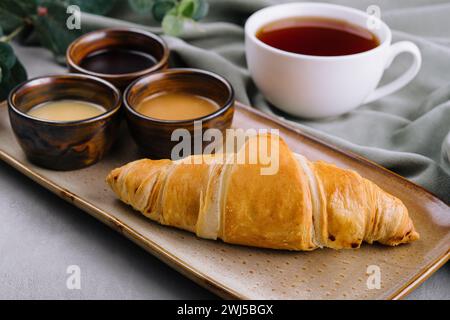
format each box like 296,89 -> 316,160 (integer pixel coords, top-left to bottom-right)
123,68 -> 235,125
8,73 -> 122,126
245,2 -> 391,61
66,28 -> 170,80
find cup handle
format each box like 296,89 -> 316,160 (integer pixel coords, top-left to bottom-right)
363,41 -> 422,104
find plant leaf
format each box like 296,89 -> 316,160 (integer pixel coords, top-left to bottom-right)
32,1 -> 82,61
0,63 -> 9,99
178,0 -> 196,18
0,53 -> 27,101
152,0 -> 175,22
192,0 -> 208,21
0,42 -> 17,69
62,0 -> 118,15
0,0 -> 36,17
0,0 -> 32,33
129,0 -> 155,14
15,0 -> 38,15
9,56 -> 27,86
43,0 -> 117,15
0,10 -> 23,35
162,14 -> 184,36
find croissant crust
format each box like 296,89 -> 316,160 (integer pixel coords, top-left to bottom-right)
107,134 -> 419,251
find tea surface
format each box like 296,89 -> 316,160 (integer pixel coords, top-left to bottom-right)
257,17 -> 380,56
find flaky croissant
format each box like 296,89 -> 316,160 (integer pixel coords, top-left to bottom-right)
107,134 -> 419,251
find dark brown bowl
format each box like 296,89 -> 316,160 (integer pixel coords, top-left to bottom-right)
8,74 -> 122,170
124,68 -> 235,159
66,28 -> 169,90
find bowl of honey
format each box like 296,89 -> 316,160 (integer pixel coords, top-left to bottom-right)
8,74 -> 122,170
66,28 -> 170,90
124,68 -> 235,159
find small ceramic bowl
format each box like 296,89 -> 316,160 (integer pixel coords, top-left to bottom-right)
8,74 -> 122,170
124,68 -> 235,159
66,28 -> 170,90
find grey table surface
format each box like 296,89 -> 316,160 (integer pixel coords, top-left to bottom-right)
0,44 -> 448,300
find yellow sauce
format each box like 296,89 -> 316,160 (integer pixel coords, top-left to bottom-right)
28,100 -> 105,121
136,92 -> 219,121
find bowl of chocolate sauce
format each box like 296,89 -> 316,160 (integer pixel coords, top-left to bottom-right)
67,28 -> 169,90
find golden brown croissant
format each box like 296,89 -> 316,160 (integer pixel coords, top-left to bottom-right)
106,134 -> 419,251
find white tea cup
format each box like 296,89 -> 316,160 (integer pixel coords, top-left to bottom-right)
245,2 -> 422,118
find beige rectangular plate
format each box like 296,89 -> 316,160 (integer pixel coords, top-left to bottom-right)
0,101 -> 449,299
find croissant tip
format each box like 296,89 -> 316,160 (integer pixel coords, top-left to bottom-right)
409,229 -> 420,242
405,221 -> 420,242
106,168 -> 121,186
387,228 -> 420,246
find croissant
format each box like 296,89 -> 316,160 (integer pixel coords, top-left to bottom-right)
107,134 -> 419,251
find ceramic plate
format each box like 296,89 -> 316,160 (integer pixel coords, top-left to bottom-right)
0,101 -> 448,299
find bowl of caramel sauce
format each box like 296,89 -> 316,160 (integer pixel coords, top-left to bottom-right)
124,68 -> 235,159
8,74 -> 121,170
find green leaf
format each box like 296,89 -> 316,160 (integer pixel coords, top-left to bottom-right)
10,57 -> 27,85
162,14 -> 184,36
152,0 -> 175,22
0,42 -> 17,69
15,0 -> 38,15
129,0 -> 154,14
192,0 -> 208,21
38,0 -> 117,15
0,26 -> 4,38
178,0 -> 196,18
0,10 -> 23,34
0,0 -> 32,33
0,63 -> 13,99
0,0 -> 37,17
62,0 -> 118,15
32,1 -> 82,61
0,52 -> 27,101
